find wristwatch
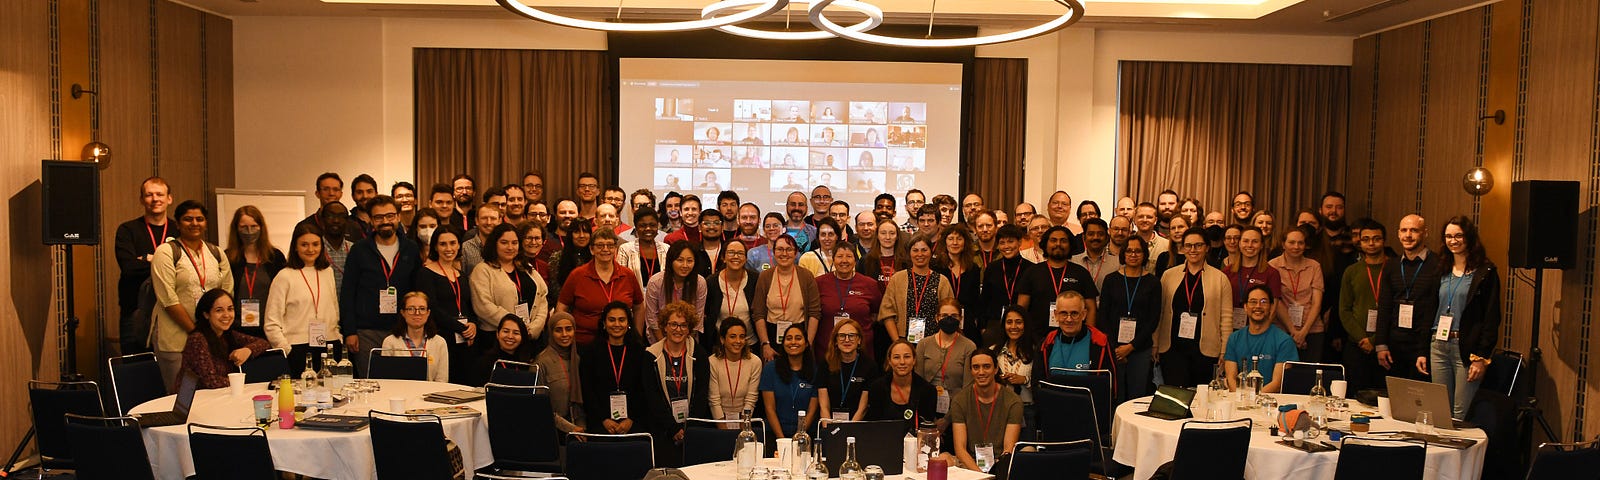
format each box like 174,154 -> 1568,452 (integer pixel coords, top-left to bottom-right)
1468,354 -> 1491,365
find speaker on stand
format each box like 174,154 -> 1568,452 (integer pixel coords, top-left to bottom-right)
41,160 -> 102,381
1507,180 -> 1577,461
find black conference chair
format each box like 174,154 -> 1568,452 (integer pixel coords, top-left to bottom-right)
488,360 -> 540,387
28,379 -> 103,472
479,384 -> 563,477
368,348 -> 429,381
106,352 -> 166,416
63,414 -> 154,480
682,418 -> 767,466
1524,437 -> 1600,480
1152,418 -> 1252,480
1480,350 -> 1525,397
565,432 -> 654,480
1279,361 -> 1345,395
1034,381 -> 1116,476
188,423 -> 276,480
1006,440 -> 1094,480
1046,367 -> 1115,439
240,348 -> 289,383
369,411 -> 465,480
1334,436 -> 1427,480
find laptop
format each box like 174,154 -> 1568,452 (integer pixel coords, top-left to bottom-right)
134,371 -> 198,428
1135,385 -> 1195,421
1386,376 -> 1475,430
819,420 -> 906,475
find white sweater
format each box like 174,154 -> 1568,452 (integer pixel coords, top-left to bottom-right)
263,266 -> 341,351
469,262 -> 550,338
381,334 -> 450,383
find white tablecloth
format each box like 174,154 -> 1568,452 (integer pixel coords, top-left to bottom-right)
1110,394 -> 1487,480
131,379 -> 494,480
679,458 -> 994,480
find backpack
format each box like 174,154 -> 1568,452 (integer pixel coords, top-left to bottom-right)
131,239 -> 222,349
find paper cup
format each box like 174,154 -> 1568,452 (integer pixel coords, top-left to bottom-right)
1329,380 -> 1348,398
1377,396 -> 1392,418
775,438 -> 793,462
389,397 -> 406,413
228,372 -> 246,396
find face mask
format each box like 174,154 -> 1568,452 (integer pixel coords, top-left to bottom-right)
418,227 -> 436,245
237,231 -> 260,245
938,315 -> 960,334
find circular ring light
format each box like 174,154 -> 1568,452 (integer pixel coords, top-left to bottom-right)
498,0 -> 788,33
703,0 -> 884,41
809,0 -> 1085,48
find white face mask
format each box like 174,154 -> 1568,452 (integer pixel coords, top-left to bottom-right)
418,227 -> 436,246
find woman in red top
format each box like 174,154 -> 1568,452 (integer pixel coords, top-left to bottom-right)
815,245 -> 883,360
181,288 -> 270,389
557,229 -> 644,347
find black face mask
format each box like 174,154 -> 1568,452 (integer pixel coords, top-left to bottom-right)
938,315 -> 960,334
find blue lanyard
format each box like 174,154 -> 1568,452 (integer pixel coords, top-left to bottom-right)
835,276 -> 850,314
1442,272 -> 1468,315
1122,273 -> 1142,316
1400,259 -> 1422,298
837,360 -> 858,408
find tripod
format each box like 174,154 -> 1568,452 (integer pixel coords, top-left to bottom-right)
1517,268 -> 1559,464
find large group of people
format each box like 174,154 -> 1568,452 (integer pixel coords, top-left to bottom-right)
115,172 -> 1501,470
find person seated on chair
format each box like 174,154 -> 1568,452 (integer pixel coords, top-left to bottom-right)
472,314 -> 535,386
939,347 -> 1023,473
182,288 -> 270,389
1224,285 -> 1298,393
535,311 -> 586,434
1033,290 -> 1117,382
382,292 -> 450,383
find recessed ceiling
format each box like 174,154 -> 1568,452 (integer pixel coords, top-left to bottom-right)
175,0 -> 1495,36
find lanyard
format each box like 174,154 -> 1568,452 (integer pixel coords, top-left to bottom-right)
936,335 -> 955,385
510,270 -> 526,304
911,271 -> 933,317
949,268 -> 963,300
891,380 -> 919,427
1365,261 -> 1385,304
1122,273 -> 1142,315
1047,264 -> 1066,296
443,266 -> 462,312
146,221 -> 168,252
641,253 -> 660,284
667,348 -> 688,396
776,270 -> 796,311
724,357 -> 745,401
323,240 -> 347,278
835,275 -> 851,314
598,263 -> 622,304
298,268 -> 322,314
811,251 -> 831,273
557,352 -> 577,402
1442,271 -> 1469,315
1001,259 -> 1022,301
974,386 -> 999,441
980,249 -> 995,267
1283,261 -> 1303,303
378,247 -> 399,287
608,344 -> 627,387
721,275 -> 744,317
243,263 -> 258,297
1182,270 -> 1201,314
402,335 -> 425,355
183,244 -> 209,287
1399,258 -> 1423,298
1085,254 -> 1105,282
1234,264 -> 1253,304
837,359 -> 859,408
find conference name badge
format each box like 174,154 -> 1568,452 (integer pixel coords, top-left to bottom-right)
1366,309 -> 1379,333
1117,317 -> 1137,344
1178,312 -> 1198,340
379,287 -> 398,314
240,299 -> 262,328
1047,302 -> 1058,328
907,317 -> 927,343
610,391 -> 629,420
1398,303 -> 1415,329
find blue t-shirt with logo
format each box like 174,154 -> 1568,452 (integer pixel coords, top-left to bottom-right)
1223,324 -> 1299,384
760,360 -> 818,434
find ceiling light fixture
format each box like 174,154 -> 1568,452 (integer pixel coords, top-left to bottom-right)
496,0 -> 788,32
809,0 -> 1085,48
703,0 -> 884,41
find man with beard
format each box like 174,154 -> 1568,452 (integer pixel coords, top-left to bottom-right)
1107,215 -> 1132,259
1375,214 -> 1440,381
339,195 -> 420,375
539,198 -> 580,262
459,203 -> 504,275
451,174 -> 477,231
1230,191 -> 1255,225
1071,218 -> 1114,287
299,172 -> 366,240
717,191 -> 742,242
316,201 -> 361,292
1318,191 -> 1357,362
1015,227 -> 1099,339
504,184 -> 528,225
349,174 -> 380,237
575,172 -> 601,219
694,209 -> 727,278
901,189 -> 927,233
1133,202 -> 1169,271
971,211 -> 998,268
960,193 -> 986,224
873,193 -> 896,223
783,191 -> 816,249
115,176 -> 174,355
739,203 -> 768,250
1155,189 -> 1179,237
1012,202 -> 1036,228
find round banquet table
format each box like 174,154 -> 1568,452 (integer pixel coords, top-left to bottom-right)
1110,394 -> 1487,480
678,458 -> 995,480
130,379 -> 494,480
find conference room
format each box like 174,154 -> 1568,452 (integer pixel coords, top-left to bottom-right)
4,0 -> 1600,479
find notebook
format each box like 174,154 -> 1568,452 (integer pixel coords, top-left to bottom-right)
296,414 -> 371,431
1135,385 -> 1196,421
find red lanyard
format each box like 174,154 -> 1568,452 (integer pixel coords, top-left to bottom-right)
1283,262 -> 1303,302
146,222 -> 168,252
776,270 -> 796,311
667,347 -> 688,396
1086,254 -> 1105,283
243,263 -> 258,297
980,249 -> 995,266
598,263 -> 622,304
298,268 -> 322,314
1365,261 -> 1385,304
1182,270 -> 1201,313
445,267 -> 462,312
724,357 -> 745,400
402,336 -> 425,356
510,270 -> 527,304
949,268 -> 963,299
880,257 -> 896,277
722,275 -> 743,317
1047,264 -> 1066,296
183,244 -> 209,287
892,380 -> 919,427
378,247 -> 399,287
936,335 -> 955,384
974,386 -> 999,440
608,344 -> 627,387
1001,260 -> 1022,300
911,271 -> 933,316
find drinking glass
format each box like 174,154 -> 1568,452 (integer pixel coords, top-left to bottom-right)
1415,410 -> 1434,435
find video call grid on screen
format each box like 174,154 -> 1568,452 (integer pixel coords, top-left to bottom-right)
619,58 -> 962,214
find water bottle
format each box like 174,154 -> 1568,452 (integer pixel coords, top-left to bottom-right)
1243,356 -> 1264,406
792,410 -> 812,472
332,352 -> 355,390
807,441 -> 829,480
1307,369 -> 1328,427
320,344 -> 342,391
734,409 -> 759,480
300,351 -> 320,400
839,436 -> 863,479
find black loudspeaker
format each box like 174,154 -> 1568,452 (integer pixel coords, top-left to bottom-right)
42,160 -> 101,245
1508,180 -> 1577,270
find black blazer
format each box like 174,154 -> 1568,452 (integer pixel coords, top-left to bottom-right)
1375,251 -> 1444,355
1448,262 -> 1502,367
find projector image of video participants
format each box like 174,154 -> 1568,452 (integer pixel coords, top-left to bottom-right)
620,58 -> 960,214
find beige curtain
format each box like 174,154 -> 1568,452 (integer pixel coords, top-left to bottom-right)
963,57 -> 1028,209
1118,61 -> 1349,223
414,48 -> 613,203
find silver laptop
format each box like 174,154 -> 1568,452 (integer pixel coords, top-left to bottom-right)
1386,376 -> 1472,430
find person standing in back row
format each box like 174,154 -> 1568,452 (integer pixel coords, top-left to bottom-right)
115,176 -> 174,355
1375,214 -> 1440,382
151,200 -> 234,387
339,195 -> 420,376
1155,230 -> 1233,387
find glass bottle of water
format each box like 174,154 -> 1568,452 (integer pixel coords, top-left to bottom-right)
300,351 -> 320,391
807,440 -> 828,480
1209,363 -> 1229,400
792,410 -> 812,472
839,436 -> 863,480
332,349 -> 355,390
1307,369 -> 1328,427
734,409 -> 759,480
1243,356 -> 1264,407
319,344 -> 336,390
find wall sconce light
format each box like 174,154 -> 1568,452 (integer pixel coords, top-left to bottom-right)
1462,167 -> 1493,196
70,83 -> 97,99
1479,109 -> 1505,125
82,142 -> 112,170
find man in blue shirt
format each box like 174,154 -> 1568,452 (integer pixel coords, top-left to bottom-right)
1034,291 -> 1116,384
1225,285 -> 1299,393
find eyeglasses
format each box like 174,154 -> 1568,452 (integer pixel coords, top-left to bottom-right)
836,333 -> 860,341
591,242 -> 617,250
371,213 -> 399,221
1443,233 -> 1466,240
577,184 -> 599,190
403,306 -> 429,314
1181,242 -> 1207,251
812,194 -> 833,200
665,322 -> 690,331
1053,310 -> 1085,319
1245,298 -> 1273,306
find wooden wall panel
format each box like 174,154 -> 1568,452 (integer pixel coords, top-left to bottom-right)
0,0 -> 62,456
1419,9 -> 1484,228
1369,25 -> 1426,227
1347,36 -> 1377,219
96,0 -> 155,335
156,0 -> 204,208
205,15 -> 234,197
